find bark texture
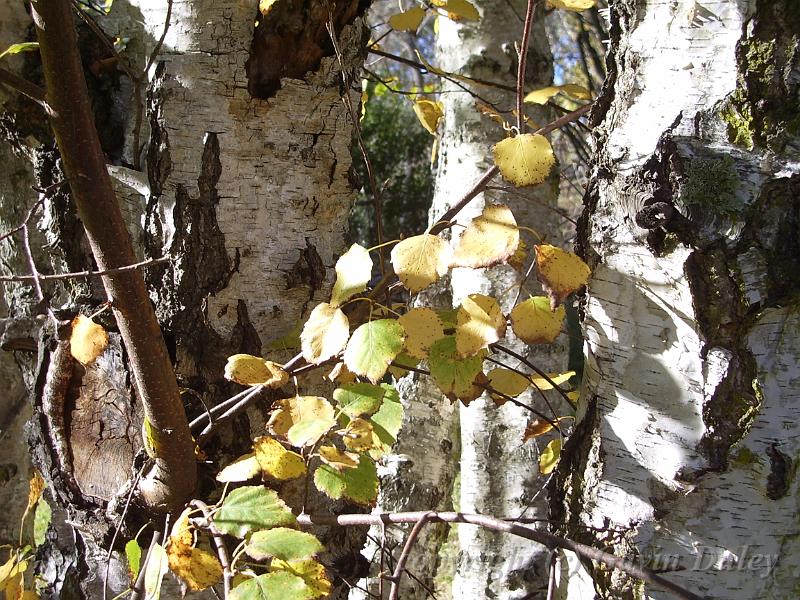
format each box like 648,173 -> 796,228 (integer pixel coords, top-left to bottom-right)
554,1 -> 800,598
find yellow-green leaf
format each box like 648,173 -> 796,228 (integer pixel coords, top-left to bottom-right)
268,395 -> 336,441
398,307 -> 445,359
0,42 -> 39,60
433,0 -> 480,21
452,204 -> 519,268
535,244 -> 591,307
343,319 -> 406,384
254,436 -> 307,480
271,559 -> 331,599
548,0 -> 596,11
524,83 -> 592,105
330,244 -> 373,307
247,528 -> 324,562
213,486 -> 296,538
166,536 -> 223,592
313,455 -> 378,506
413,99 -> 444,135
455,294 -> 506,357
510,296 -> 565,344
70,315 -> 109,365
230,572 -> 310,600
300,302 -> 350,364
523,417 -> 572,441
388,6 -> 426,32
318,446 -> 359,470
224,354 -> 288,387
539,438 -> 562,474
333,382 -> 396,418
340,418 -> 376,452
428,336 -> 486,404
493,134 -> 555,187
486,368 -> 530,404
125,539 -> 142,582
530,371 -> 575,391
216,452 -> 262,483
391,234 -> 452,294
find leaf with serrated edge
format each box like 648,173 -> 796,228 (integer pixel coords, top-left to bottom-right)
271,559 -> 331,599
213,486 -> 296,538
368,390 -> 404,457
333,382 -> 397,418
247,528 -> 323,562
510,296 -> 565,344
539,439 -> 562,474
548,0 -> 596,11
387,352 -> 420,379
330,244 -> 372,307
535,244 -> 591,308
391,234 -> 452,294
268,396 -> 336,443
388,6 -> 426,31
487,368 -> 530,405
166,541 -> 222,592
224,354 -> 288,387
493,134 -> 555,187
524,83 -> 591,105
428,336 -> 486,404
300,303 -> 350,364
319,446 -> 360,470
70,315 -> 109,365
216,452 -> 262,483
530,371 -> 575,391
343,319 -> 405,384
325,362 -> 357,384
125,540 -> 141,581
455,294 -> 506,357
452,204 -> 519,268
413,99 -> 444,135
398,308 -> 445,359
229,572 -> 311,600
254,436 -> 307,480
314,455 -> 378,506
340,418 -> 377,452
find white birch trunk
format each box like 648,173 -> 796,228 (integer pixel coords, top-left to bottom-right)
553,1 -> 800,598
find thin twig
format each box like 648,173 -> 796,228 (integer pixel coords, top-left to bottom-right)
0,66 -> 54,115
0,197 -> 47,244
191,500 -> 232,597
296,512 -> 705,600
0,256 -> 170,282
104,465 -> 146,600
387,512 -> 434,600
129,531 -> 162,600
546,549 -> 558,600
491,343 -> 574,406
516,0 -> 537,132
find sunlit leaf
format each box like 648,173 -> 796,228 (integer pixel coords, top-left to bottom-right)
170,507 -> 194,547
539,438 -> 562,474
125,539 -> 141,581
493,134 -> 555,187
433,0 -> 480,21
166,538 -> 223,592
524,83 -> 592,105
413,99 -> 444,135
452,204 -> 519,268
387,352 -> 420,379
271,559 -> 331,599
314,455 -> 378,506
216,452 -> 262,483
319,446 -> 359,470
391,234 -> 452,294
247,528 -> 323,562
254,436 -> 307,480
428,336 -> 486,404
340,418 -> 377,452
70,315 -> 109,365
455,294 -> 506,357
508,239 -> 529,272
325,362 -> 357,384
143,543 -> 169,600
368,389 -> 404,458
224,354 -> 288,388
535,244 -> 591,308
398,307 -> 445,359
330,244 -> 372,307
548,0 -> 596,11
213,486 -> 296,538
300,303 -> 350,365
23,471 -> 45,523
567,390 -> 580,406
523,417 -> 572,442
259,0 -> 280,16
388,6 -> 426,32
343,319 -> 405,384
530,371 -> 575,391
333,382 -> 397,418
229,572 -> 311,600
33,497 -> 51,547
486,367 -> 530,405
510,296 -> 565,344
0,42 -> 39,60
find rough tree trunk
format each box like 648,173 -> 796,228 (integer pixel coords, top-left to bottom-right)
0,0 -> 368,597
553,0 -> 799,598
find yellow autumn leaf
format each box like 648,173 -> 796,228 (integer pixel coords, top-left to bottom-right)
330,244 -> 373,308
169,507 -> 195,548
268,396 -> 337,442
254,436 -> 307,480
318,446 -> 359,470
452,204 -> 519,268
340,418 -> 376,452
413,99 -> 444,135
259,0 -> 279,16
510,296 -> 565,344
523,417 -> 572,442
224,354 -> 288,388
433,0 -> 480,21
70,315 -> 109,365
388,6 -> 426,32
493,134 -> 555,187
165,524 -> 222,593
325,362 -> 357,384
398,307 -> 445,359
548,0 -> 596,11
539,438 -> 562,474
530,370 -> 575,391
535,244 -> 591,307
216,452 -> 262,483
271,558 -> 331,598
486,368 -> 530,405
567,390 -> 580,405
507,239 -> 529,272
524,83 -> 592,105
0,556 -> 27,592
23,470 -> 45,521
455,294 -> 506,357
300,302 -> 350,364
390,234 -> 452,294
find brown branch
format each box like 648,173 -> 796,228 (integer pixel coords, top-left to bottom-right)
0,65 -> 55,115
296,512 -> 706,600
0,256 -> 170,282
516,0 -> 537,132
387,512 -> 435,600
191,500 -> 232,597
33,0 -> 195,510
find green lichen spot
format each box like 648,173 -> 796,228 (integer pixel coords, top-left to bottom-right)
744,39 -> 776,86
681,156 -> 742,214
722,98 -> 754,148
732,446 -> 759,466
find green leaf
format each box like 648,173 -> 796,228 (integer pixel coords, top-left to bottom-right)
246,528 -> 324,561
0,42 -> 39,60
143,543 -> 168,600
343,319 -> 406,384
230,572 -> 312,600
330,244 -> 373,307
428,336 -> 485,404
333,382 -> 398,418
125,539 -> 142,581
213,486 -> 296,538
314,455 -> 378,506
287,417 -> 336,448
33,497 -> 51,547
368,388 -> 404,458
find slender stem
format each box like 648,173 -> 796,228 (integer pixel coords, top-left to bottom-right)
492,343 -> 574,406
387,512 -> 434,600
296,512 -> 705,600
0,256 -> 170,282
517,0 -> 537,132
0,66 -> 54,114
191,500 -> 232,597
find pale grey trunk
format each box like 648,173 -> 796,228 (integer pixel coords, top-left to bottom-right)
553,1 -> 800,599
0,0 -> 365,597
